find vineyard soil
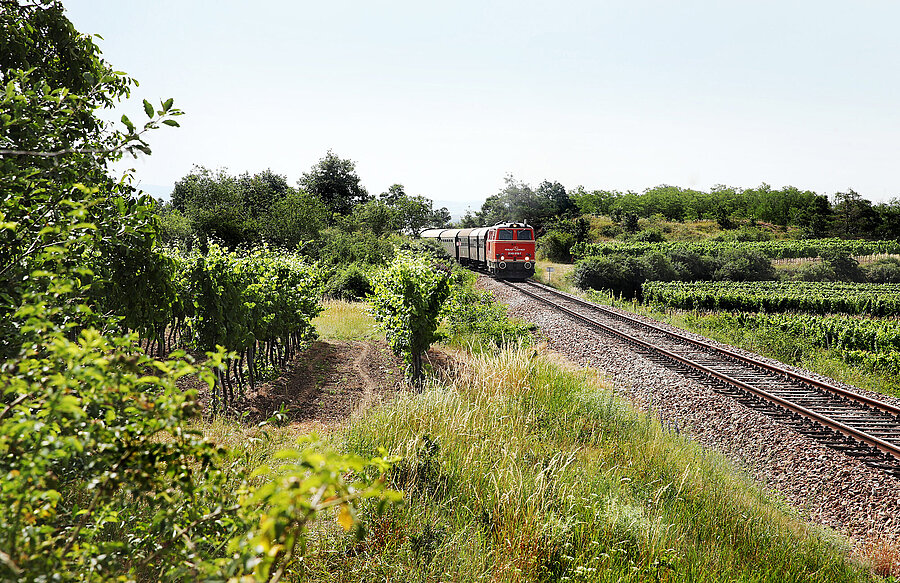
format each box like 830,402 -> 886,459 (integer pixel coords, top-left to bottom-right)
184,340 -> 414,428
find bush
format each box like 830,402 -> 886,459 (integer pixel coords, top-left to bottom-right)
402,237 -> 451,261
642,251 -> 679,282
712,226 -> 773,243
792,261 -> 836,282
369,252 -> 451,385
325,263 -> 373,300
632,228 -> 666,243
308,228 -> 396,267
156,207 -> 193,247
442,268 -> 534,347
538,230 -> 575,262
714,249 -> 775,282
822,250 -> 865,282
866,257 -> 900,283
669,248 -> 721,281
573,255 -> 644,298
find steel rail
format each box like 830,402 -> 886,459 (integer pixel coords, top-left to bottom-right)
505,280 -> 900,463
523,280 -> 900,419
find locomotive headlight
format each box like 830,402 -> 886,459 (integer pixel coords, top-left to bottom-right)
525,255 -> 530,261
500,255 -> 505,260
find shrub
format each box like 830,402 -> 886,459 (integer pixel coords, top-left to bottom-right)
574,255 -> 644,298
641,251 -> 679,282
792,261 -> 836,282
404,237 -> 451,261
714,249 -> 775,282
369,252 -> 451,386
325,263 -> 373,300
308,227 -> 395,268
632,228 -> 666,243
538,230 -> 575,262
442,268 -> 534,347
866,257 -> 900,283
712,226 -> 773,242
156,207 -> 193,247
822,249 -> 865,282
669,248 -> 721,281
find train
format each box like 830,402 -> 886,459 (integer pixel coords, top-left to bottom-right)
420,222 -> 536,280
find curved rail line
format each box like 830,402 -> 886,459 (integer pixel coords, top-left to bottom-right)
502,278 -> 900,476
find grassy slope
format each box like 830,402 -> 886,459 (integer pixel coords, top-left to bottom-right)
273,302 -> 879,582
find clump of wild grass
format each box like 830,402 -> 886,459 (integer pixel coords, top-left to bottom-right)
859,538 -> 900,578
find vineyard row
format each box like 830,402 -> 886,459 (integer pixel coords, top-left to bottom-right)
572,238 -> 900,260
642,281 -> 900,316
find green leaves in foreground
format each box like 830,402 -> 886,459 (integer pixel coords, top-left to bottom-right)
0,320 -> 399,580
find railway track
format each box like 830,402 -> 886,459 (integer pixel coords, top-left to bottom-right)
503,279 -> 900,477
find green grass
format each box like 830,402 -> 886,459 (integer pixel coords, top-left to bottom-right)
534,259 -> 577,292
284,345 -> 879,582
312,299 -> 380,341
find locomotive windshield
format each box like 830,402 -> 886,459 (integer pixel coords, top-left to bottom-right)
516,230 -> 533,240
498,229 -> 514,240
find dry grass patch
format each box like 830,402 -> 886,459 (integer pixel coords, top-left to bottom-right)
313,300 -> 379,340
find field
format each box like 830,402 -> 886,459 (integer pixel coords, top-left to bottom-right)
642,281 -> 900,316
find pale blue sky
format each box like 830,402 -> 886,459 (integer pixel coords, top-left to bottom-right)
65,1 -> 900,214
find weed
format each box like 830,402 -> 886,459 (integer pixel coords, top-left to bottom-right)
859,538 -> 900,578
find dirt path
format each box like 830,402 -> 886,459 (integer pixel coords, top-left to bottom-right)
234,339 -> 406,429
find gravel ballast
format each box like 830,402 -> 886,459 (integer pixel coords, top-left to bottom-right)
480,276 -> 900,544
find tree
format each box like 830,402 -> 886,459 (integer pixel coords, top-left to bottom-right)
714,249 -> 775,282
822,248 -> 865,282
261,189 -> 328,248
1,0 -> 182,355
369,252 -> 451,387
238,168 -> 290,219
476,175 -> 559,232
536,179 -> 574,217
385,186 -> 448,235
794,195 -> 832,238
299,150 -> 370,215
570,187 -> 621,216
873,199 -> 900,240
351,184 -> 450,236
171,167 -> 310,248
832,189 -> 878,238
171,166 -> 248,247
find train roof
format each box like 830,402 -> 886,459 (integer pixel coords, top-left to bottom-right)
491,222 -> 532,229
420,228 -> 452,238
420,223 -> 534,238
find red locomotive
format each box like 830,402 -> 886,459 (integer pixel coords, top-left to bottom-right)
420,222 -> 536,280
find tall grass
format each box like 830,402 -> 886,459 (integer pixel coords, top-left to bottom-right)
312,300 -> 380,340
535,260 -> 577,291
293,345 -> 875,582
